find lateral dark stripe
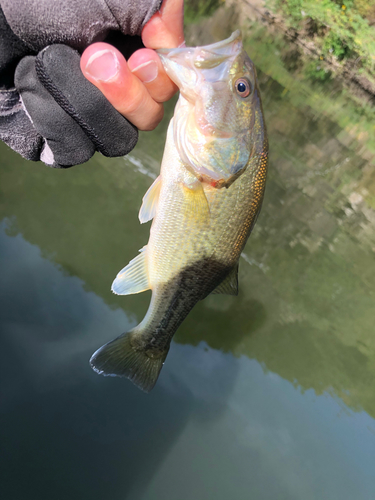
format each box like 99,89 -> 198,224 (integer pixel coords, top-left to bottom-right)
35,55 -> 110,156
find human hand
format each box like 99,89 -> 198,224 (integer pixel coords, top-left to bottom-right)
80,0 -> 184,132
0,0 -> 182,168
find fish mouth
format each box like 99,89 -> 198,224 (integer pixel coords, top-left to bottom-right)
156,30 -> 243,87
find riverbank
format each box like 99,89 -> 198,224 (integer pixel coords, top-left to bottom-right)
238,0 -> 375,103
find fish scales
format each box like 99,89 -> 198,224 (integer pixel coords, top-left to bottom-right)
90,31 -> 268,392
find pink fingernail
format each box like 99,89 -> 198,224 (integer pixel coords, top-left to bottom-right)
131,60 -> 158,83
85,50 -> 119,82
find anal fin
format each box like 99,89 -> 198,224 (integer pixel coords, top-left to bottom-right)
211,264 -> 239,296
139,176 -> 162,224
111,246 -> 150,295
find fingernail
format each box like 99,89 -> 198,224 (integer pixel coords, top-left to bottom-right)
131,60 -> 158,83
85,49 -> 119,82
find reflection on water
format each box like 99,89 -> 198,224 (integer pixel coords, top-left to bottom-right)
1,10 -> 375,500
1,223 -> 375,500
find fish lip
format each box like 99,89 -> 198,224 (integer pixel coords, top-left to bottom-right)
195,29 -> 242,53
157,30 -> 241,55
156,30 -> 242,66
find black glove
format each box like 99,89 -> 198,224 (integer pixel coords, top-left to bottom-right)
0,0 -> 162,168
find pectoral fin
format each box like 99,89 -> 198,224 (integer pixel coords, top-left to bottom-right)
111,246 -> 150,295
211,264 -> 239,296
139,176 -> 162,224
181,178 -> 210,220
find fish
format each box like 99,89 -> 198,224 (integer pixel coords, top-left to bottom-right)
90,30 -> 268,392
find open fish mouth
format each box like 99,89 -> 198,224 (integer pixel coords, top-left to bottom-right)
156,30 -> 243,89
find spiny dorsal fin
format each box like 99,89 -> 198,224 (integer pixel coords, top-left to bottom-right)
111,246 -> 150,295
139,176 -> 162,224
211,264 -> 239,296
181,178 -> 210,221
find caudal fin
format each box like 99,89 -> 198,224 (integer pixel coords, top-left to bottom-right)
90,331 -> 169,393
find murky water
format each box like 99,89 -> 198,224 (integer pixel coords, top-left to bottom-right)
1,13 -> 375,500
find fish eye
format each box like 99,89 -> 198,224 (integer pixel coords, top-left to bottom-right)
235,78 -> 251,98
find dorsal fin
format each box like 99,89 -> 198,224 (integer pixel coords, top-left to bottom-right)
111,246 -> 150,295
211,264 -> 239,296
139,176 -> 162,224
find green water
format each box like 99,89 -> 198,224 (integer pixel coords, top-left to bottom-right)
1,20 -> 375,500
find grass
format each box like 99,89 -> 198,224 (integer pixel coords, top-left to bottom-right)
271,0 -> 375,76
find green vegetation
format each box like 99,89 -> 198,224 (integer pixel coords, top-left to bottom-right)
303,59 -> 332,81
272,0 -> 375,75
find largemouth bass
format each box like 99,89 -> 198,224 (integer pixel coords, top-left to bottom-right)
90,31 -> 268,392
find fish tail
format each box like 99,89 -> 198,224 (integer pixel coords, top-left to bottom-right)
89,330 -> 169,393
